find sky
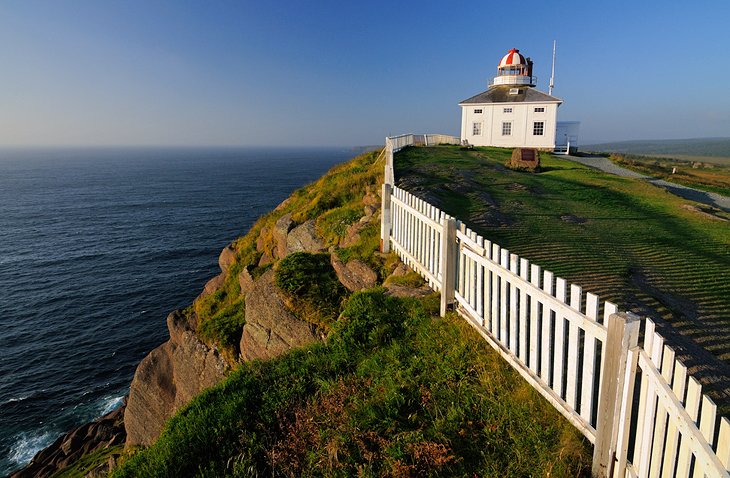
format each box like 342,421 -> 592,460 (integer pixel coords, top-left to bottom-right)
1,0 -> 729,147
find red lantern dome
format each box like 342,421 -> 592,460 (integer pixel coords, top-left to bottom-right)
498,48 -> 526,68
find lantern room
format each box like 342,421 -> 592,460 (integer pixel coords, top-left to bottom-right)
492,48 -> 536,87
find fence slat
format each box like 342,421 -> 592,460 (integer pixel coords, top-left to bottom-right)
662,360 -> 688,478
476,236 -> 484,326
541,270 -> 554,384
675,377 -> 702,476
566,284 -> 582,410
509,254 -> 519,354
491,244 -> 500,336
649,345 -> 676,478
529,264 -> 541,374
718,418 -> 730,471
519,258 -> 530,363
638,332 -> 665,478
692,396 -> 718,478
582,293 -> 599,425
633,320 -> 657,472
553,278 -> 567,398
500,249 -> 510,347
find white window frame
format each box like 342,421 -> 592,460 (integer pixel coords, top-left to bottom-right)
474,108 -> 483,114
533,121 -> 544,136
502,122 -> 512,136
534,107 -> 545,113
503,107 -> 513,113
472,122 -> 482,136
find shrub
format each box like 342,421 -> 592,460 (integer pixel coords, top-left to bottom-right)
197,297 -> 245,355
275,252 -> 347,327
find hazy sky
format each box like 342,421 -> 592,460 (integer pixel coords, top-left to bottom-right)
1,0 -> 729,147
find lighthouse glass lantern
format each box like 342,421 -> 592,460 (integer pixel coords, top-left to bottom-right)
492,48 -> 536,87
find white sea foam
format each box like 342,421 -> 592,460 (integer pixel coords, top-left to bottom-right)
100,395 -> 125,415
8,430 -> 58,467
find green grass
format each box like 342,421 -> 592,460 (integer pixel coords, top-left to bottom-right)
396,146 -> 730,368
191,150 -> 384,356
111,289 -> 590,477
605,153 -> 730,196
50,445 -> 124,478
275,252 -> 348,328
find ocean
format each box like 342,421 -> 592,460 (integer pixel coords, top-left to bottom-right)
0,146 -> 352,476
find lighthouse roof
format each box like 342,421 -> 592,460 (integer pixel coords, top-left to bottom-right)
459,85 -> 562,105
498,48 -> 527,68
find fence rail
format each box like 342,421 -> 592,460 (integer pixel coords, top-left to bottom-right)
380,134 -> 730,478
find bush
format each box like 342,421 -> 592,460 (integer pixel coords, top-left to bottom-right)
197,297 -> 245,354
275,252 -> 347,326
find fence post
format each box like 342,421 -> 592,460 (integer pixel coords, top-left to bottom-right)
380,183 -> 392,253
384,138 -> 395,186
439,216 -> 457,317
592,312 -> 640,477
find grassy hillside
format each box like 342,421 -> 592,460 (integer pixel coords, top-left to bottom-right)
101,149 -> 591,477
604,153 -> 730,197
112,291 -> 589,477
395,146 -> 730,404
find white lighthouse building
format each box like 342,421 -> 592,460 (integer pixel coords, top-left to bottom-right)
459,48 -> 578,152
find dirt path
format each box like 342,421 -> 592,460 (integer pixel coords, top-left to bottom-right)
562,155 -> 730,212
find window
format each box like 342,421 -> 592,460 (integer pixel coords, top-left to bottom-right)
534,107 -> 545,113
503,107 -> 513,113
472,122 -> 482,135
474,108 -> 483,114
502,122 -> 512,136
533,121 -> 544,136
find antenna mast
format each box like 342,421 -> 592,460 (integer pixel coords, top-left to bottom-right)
549,40 -> 556,95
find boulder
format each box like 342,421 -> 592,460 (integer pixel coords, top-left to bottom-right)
218,244 -> 236,274
286,220 -> 325,254
507,148 -> 541,172
240,269 -> 319,361
340,220 -> 369,248
10,403 -> 126,478
124,310 -> 229,446
201,273 -> 225,297
331,254 -> 377,292
273,213 -> 294,259
238,268 -> 254,293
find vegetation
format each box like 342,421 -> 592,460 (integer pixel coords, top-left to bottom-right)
275,252 -> 348,328
395,146 -> 730,369
191,149 -> 384,357
111,290 -> 590,477
606,152 -> 730,196
49,445 -> 124,478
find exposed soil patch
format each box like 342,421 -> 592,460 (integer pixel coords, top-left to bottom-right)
681,204 -> 728,222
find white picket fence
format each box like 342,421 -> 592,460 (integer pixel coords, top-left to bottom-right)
379,135 -> 730,477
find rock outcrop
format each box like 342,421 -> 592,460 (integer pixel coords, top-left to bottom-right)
124,310 -> 230,446
273,213 -> 294,259
331,254 -> 377,292
240,269 -> 320,361
11,404 -> 126,478
286,220 -> 325,254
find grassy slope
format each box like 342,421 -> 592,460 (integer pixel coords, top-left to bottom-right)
112,292 -> 589,477
395,146 -> 730,371
107,149 -> 592,477
603,153 -> 730,197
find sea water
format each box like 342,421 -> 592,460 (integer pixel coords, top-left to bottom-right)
0,146 -> 352,475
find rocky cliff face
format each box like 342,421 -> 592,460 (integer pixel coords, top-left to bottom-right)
124,309 -> 230,446
10,404 -> 126,478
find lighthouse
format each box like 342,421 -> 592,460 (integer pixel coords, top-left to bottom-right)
459,48 -> 578,152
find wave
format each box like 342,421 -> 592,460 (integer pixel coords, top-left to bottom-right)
7,430 -> 59,468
